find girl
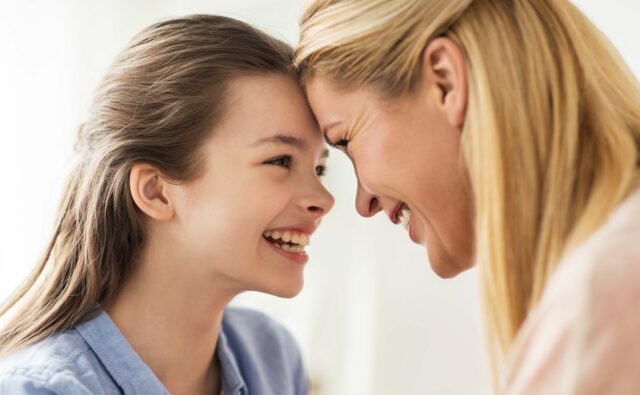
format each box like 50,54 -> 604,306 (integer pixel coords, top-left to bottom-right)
296,0 -> 640,393
0,14 -> 333,395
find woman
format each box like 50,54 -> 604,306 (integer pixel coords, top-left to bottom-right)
295,0 -> 640,392
0,15 -> 333,394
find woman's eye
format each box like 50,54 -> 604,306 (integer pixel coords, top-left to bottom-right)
265,155 -> 292,169
332,139 -> 349,150
316,165 -> 327,177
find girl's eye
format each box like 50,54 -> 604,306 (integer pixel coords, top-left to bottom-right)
265,155 -> 292,169
334,139 -> 349,148
316,165 -> 327,177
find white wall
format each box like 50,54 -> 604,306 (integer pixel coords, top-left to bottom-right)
0,1 -> 638,394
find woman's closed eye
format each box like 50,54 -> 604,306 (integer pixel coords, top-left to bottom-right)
324,133 -> 350,151
333,139 -> 349,148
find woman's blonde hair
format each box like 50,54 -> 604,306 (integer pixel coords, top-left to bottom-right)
296,0 -> 640,378
0,14 -> 296,356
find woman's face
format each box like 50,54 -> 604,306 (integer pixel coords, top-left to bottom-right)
171,74 -> 334,298
305,72 -> 474,278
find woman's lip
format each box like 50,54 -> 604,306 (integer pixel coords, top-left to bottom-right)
263,238 -> 309,264
407,214 -> 419,243
389,203 -> 406,224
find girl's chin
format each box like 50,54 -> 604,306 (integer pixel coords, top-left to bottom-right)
251,276 -> 304,299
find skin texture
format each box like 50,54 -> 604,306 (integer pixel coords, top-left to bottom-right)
306,38 -> 475,278
105,73 -> 334,395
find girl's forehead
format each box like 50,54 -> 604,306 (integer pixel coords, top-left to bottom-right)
210,74 -> 323,146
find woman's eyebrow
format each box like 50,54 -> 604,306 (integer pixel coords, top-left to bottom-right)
250,134 -> 307,150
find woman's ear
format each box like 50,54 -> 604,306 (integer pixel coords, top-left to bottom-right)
129,164 -> 174,221
421,37 -> 468,129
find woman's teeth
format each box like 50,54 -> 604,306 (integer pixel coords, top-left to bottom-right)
263,230 -> 310,254
399,207 -> 410,230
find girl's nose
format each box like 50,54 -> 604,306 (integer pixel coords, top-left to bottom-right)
303,181 -> 335,217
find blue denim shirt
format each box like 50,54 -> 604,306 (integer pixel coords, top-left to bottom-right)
0,307 -> 308,394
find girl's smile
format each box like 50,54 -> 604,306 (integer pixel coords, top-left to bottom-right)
167,73 -> 334,298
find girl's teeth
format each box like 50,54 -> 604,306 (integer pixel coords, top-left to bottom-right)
273,243 -> 305,254
263,229 -> 311,247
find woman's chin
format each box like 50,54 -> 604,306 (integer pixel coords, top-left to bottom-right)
427,248 -> 467,279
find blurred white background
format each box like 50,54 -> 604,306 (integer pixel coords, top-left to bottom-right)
0,1 -> 638,394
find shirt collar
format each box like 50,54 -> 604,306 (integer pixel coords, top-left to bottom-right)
216,321 -> 247,395
75,308 -> 169,395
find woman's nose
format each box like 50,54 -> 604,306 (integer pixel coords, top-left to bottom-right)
355,180 -> 382,217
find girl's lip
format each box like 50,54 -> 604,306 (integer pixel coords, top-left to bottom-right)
263,238 -> 309,264
265,223 -> 318,235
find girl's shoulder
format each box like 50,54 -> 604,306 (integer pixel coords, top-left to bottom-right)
0,330 -> 101,394
220,307 -> 308,394
221,306 -> 303,361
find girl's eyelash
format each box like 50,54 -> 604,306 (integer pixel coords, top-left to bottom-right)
265,155 -> 292,169
316,165 -> 327,177
265,155 -> 327,177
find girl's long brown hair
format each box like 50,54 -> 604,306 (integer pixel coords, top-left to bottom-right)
0,14 -> 296,355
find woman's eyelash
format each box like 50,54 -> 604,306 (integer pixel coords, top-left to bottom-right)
316,165 -> 327,177
333,139 -> 349,148
265,155 -> 292,168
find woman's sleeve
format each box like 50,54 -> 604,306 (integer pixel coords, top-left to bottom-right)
504,248 -> 640,395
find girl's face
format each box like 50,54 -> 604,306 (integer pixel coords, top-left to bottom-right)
171,74 -> 334,298
305,75 -> 474,278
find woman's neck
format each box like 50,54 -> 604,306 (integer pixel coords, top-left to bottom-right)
104,242 -> 238,395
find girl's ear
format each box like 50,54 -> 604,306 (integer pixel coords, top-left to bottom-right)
420,37 -> 468,129
129,164 -> 175,221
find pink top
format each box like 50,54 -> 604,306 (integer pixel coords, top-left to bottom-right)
504,188 -> 640,394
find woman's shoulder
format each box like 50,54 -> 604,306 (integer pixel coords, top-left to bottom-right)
551,188 -> 640,306
0,330 -> 99,394
540,187 -> 640,337
505,189 -> 640,394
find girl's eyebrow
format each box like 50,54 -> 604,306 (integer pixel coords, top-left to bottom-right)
251,133 -> 330,158
250,134 -> 307,150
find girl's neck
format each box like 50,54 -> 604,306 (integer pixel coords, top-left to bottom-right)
104,244 -> 238,395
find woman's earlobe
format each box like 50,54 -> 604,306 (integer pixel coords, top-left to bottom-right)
129,164 -> 174,221
423,37 -> 468,129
